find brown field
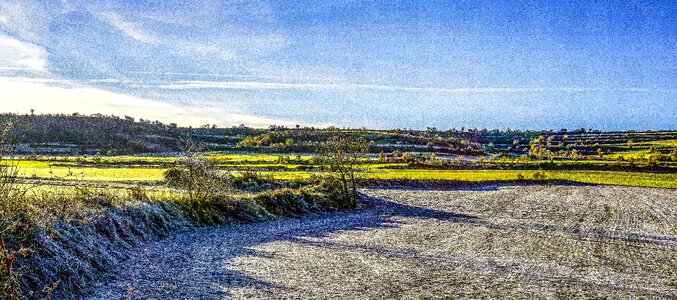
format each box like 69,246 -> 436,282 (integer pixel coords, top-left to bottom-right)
89,185 -> 676,299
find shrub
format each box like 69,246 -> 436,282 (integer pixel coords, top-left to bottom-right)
313,175 -> 353,209
230,169 -> 276,192
254,188 -> 324,217
165,138 -> 232,202
0,120 -> 33,299
532,169 -> 547,181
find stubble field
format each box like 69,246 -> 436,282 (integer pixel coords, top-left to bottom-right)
90,185 -> 676,299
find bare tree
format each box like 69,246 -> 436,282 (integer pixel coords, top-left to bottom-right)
318,136 -> 369,208
165,137 -> 230,202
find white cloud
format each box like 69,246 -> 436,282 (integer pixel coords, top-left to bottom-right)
101,12 -> 158,44
0,33 -> 49,72
0,77 -> 307,128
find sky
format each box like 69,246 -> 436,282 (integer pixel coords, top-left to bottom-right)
0,0 -> 675,130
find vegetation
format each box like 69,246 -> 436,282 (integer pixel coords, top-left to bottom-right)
0,113 -> 262,154
164,139 -> 231,202
317,136 -> 370,208
1,121 -> 29,298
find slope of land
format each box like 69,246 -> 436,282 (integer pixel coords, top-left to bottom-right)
88,185 -> 676,299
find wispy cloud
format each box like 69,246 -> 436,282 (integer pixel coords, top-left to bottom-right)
0,33 -> 48,72
119,70 -> 335,81
138,14 -> 192,26
0,76 -> 72,85
158,80 -> 677,94
101,12 -> 159,44
177,41 -> 237,60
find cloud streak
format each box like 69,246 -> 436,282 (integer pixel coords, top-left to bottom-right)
158,80 -> 677,94
101,12 -> 159,43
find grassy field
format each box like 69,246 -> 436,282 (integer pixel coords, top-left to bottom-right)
10,154 -> 677,188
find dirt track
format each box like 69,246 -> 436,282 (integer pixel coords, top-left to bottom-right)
86,185 -> 677,299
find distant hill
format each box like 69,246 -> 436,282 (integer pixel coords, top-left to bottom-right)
2,113 -> 675,157
0,113 -> 261,154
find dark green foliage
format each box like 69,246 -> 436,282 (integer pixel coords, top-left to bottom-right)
0,113 -> 264,154
312,175 -> 358,209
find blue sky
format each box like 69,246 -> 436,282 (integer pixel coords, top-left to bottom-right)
0,0 -> 675,129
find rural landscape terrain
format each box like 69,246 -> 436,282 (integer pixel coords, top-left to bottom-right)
1,1 -> 676,299
0,113 -> 675,299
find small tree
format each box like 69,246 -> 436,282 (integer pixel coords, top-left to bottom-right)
318,136 -> 369,208
165,138 -> 229,202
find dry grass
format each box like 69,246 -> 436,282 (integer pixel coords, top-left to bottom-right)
1,181 -> 336,298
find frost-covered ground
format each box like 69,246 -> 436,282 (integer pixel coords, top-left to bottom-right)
87,185 -> 676,299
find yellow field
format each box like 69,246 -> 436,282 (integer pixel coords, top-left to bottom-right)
9,155 -> 677,189
17,165 -> 166,182
364,169 -> 677,189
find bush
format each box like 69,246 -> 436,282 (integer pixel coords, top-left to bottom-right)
165,139 -> 232,202
0,120 -> 33,299
164,161 -> 232,202
230,170 -> 276,192
532,170 -> 547,181
306,175 -> 354,209
254,188 -> 324,217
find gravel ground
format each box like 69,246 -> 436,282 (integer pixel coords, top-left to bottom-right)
86,185 -> 676,299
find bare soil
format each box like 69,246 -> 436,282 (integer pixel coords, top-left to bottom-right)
86,185 -> 677,299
